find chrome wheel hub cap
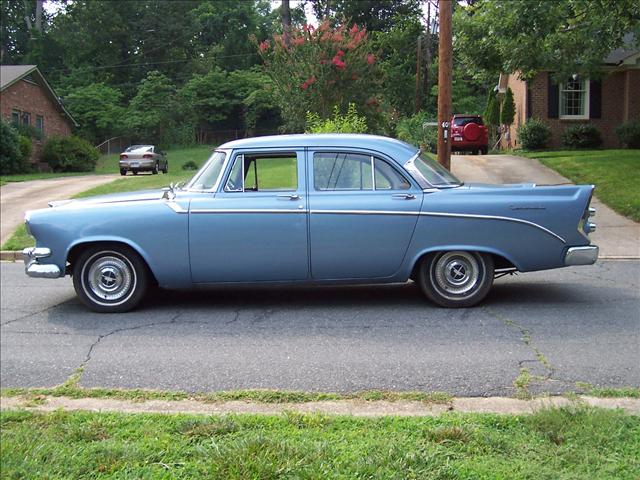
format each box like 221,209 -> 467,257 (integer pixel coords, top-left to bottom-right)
434,252 -> 479,297
87,256 -> 133,301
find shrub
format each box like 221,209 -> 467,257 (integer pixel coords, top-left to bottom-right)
306,103 -> 367,134
182,160 -> 198,170
0,120 -> 31,174
561,124 -> 602,149
395,111 -> 438,153
517,119 -> 551,150
18,135 -> 32,161
42,136 -> 99,172
615,120 -> 640,148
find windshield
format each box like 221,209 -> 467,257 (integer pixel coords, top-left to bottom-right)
185,150 -> 227,190
125,145 -> 152,152
404,152 -> 462,188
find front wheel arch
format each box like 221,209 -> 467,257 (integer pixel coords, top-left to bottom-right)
67,241 -> 157,286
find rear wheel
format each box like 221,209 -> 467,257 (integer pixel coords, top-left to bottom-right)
152,162 -> 159,174
480,146 -> 488,155
120,169 -> 127,176
72,244 -> 149,313
133,170 -> 138,175
418,251 -> 494,308
162,163 -> 168,174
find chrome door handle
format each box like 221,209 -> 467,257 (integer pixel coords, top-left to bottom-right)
277,194 -> 301,200
392,193 -> 416,200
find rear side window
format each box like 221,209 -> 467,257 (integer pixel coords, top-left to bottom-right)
313,152 -> 410,191
453,117 -> 483,126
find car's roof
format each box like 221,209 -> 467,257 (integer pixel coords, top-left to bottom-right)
219,134 -> 419,163
453,114 -> 482,117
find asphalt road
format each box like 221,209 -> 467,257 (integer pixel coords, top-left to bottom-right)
1,261 -> 638,396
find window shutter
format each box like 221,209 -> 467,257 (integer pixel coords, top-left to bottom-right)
589,79 -> 602,119
547,73 -> 559,118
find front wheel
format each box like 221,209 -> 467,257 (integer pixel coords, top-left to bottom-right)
72,244 -> 149,313
152,162 -> 159,174
418,251 -> 494,308
120,169 -> 127,176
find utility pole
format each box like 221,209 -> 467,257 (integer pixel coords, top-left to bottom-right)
437,0 -> 452,170
415,34 -> 423,113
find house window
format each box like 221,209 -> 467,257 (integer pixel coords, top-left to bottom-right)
36,115 -> 44,133
21,111 -> 31,125
11,110 -> 20,125
560,77 -> 589,119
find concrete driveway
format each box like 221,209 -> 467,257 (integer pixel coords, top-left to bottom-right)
0,175 -> 120,245
452,154 -> 640,258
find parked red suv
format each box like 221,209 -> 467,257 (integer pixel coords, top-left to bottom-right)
451,115 -> 489,155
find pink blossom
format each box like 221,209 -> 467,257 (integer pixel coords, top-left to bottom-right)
350,24 -> 359,34
293,36 -> 305,46
336,50 -> 345,57
331,56 -> 346,70
259,40 -> 270,52
366,53 -> 375,65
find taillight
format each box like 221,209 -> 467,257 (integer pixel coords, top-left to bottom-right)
143,154 -> 153,159
120,154 -> 128,159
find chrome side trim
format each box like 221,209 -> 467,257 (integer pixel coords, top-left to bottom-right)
419,211 -> 566,243
565,245 -> 598,266
191,208 -> 307,214
164,201 -> 188,214
310,209 -> 421,216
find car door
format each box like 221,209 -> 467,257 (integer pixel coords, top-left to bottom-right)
308,150 -> 422,280
189,149 -> 309,283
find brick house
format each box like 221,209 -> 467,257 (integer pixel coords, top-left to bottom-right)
0,65 -> 78,166
498,42 -> 639,149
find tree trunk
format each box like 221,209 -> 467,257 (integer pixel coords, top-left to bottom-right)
281,0 -> 291,46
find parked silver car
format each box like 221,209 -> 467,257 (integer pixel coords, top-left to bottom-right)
119,145 -> 168,175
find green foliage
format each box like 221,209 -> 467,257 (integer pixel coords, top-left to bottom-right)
18,135 -> 32,162
561,124 -> 602,149
256,19 -> 383,132
307,0 -> 422,32
65,83 -> 125,144
454,0 -> 640,82
126,71 -> 183,148
14,123 -> 44,141
395,112 -> 438,152
42,136 -> 99,173
501,87 -> 516,126
484,93 -> 500,127
517,119 -> 552,150
182,160 -> 199,171
615,120 -> 640,149
305,103 -> 368,134
0,121 -> 30,175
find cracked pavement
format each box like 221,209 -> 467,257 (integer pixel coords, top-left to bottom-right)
1,261 -> 638,396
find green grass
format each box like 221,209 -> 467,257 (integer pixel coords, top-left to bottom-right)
1,223 -> 33,250
1,406 -> 638,478
74,145 -> 214,198
520,149 -> 640,222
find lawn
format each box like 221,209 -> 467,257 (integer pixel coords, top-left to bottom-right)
1,406 -> 638,478
520,149 -> 640,222
74,145 -> 214,198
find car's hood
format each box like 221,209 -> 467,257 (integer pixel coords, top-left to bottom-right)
48,189 -> 168,208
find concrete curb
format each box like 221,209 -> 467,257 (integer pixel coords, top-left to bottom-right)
1,395 -> 638,416
2,250 -> 638,263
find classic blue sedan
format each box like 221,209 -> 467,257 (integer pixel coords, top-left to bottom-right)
23,134 -> 598,312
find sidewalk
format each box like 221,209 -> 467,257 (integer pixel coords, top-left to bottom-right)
452,154 -> 640,258
0,174 -> 118,245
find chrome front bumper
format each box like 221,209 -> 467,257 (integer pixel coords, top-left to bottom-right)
565,245 -> 599,266
22,247 -> 61,278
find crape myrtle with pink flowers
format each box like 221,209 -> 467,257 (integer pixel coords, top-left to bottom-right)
252,20 -> 384,132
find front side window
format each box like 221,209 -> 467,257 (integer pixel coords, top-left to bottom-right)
225,153 -> 298,192
313,152 -> 410,191
560,77 -> 589,119
186,150 -> 227,190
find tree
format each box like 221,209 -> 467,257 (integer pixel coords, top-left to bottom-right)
64,83 -> 126,144
255,20 -> 383,132
305,0 -> 421,31
500,87 -> 515,126
484,90 -> 500,146
126,71 -> 179,146
454,0 -> 640,81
